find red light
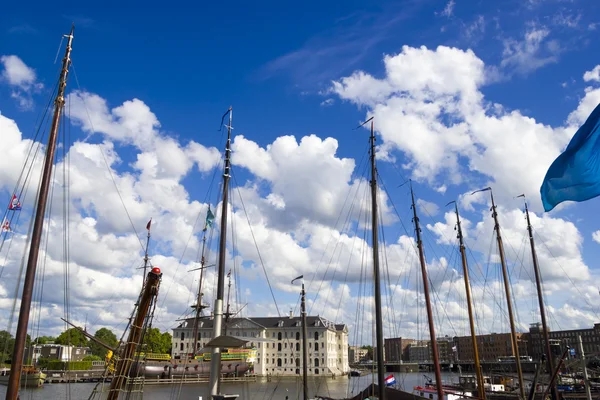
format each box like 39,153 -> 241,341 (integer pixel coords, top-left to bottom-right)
152,267 -> 161,274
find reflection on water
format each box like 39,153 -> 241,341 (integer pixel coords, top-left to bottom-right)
0,372 -> 461,399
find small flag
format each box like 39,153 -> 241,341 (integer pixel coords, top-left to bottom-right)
540,102 -> 600,211
452,345 -> 457,352
227,269 -> 231,278
8,194 -> 21,211
385,374 -> 396,386
203,207 -> 215,231
1,218 -> 11,232
146,218 -> 152,231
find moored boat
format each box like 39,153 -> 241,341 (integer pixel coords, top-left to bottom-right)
0,366 -> 46,388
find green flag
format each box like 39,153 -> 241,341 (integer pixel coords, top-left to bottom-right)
203,207 -> 215,231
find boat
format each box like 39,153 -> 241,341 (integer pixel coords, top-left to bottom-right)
0,366 -> 46,388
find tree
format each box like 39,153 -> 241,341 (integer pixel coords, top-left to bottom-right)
89,328 -> 118,357
143,328 -> 172,354
55,328 -> 88,347
34,336 -> 56,344
0,330 -> 15,364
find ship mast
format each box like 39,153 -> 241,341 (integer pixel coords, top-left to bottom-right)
448,201 -> 485,400
292,275 -> 309,400
191,234 -> 210,356
518,195 -> 556,400
410,183 -> 444,400
209,107 -> 233,397
6,25 -> 74,400
474,187 -> 525,399
362,117 -> 386,398
142,219 -> 151,283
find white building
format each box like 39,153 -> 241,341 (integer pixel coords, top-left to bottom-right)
172,315 -> 349,376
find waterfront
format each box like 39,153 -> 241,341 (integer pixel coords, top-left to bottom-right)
0,372 -> 459,399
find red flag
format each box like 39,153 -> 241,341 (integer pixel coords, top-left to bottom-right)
146,218 -> 152,231
227,270 -> 231,278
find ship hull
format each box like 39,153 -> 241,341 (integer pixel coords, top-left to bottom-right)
135,361 -> 251,378
0,372 -> 46,388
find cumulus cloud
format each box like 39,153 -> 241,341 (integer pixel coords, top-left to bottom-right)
0,55 -> 43,110
584,65 -> 600,83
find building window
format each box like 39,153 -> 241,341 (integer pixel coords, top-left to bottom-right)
277,358 -> 282,367
315,343 -> 319,351
296,358 -> 300,366
278,343 -> 282,351
180,332 -> 184,341
258,358 -> 260,364
315,358 -> 319,367
314,332 -> 319,341
296,332 -> 300,341
278,332 -> 282,341
180,343 -> 184,351
296,343 -> 300,351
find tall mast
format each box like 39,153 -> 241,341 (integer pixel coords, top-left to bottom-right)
107,267 -> 162,400
225,271 -> 232,323
410,183 -> 444,400
6,25 -> 74,400
474,187 -> 525,399
518,195 -> 556,399
364,117 -> 386,398
209,107 -> 233,397
448,201 -> 485,400
292,275 -> 308,400
191,234 -> 209,356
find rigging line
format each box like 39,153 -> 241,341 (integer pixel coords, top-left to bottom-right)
318,167 -> 369,318
378,184 -> 399,340
304,143 -> 370,296
306,145 -> 370,316
230,171 -> 285,320
333,179 -> 367,323
533,228 -> 600,320
70,62 -> 146,253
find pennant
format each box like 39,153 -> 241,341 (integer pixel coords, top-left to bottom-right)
8,194 -> 21,211
146,218 -> 152,231
385,374 -> 396,386
227,269 -> 231,278
1,218 -> 11,232
203,207 -> 215,231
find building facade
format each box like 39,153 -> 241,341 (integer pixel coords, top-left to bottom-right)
454,332 -> 528,362
348,346 -> 368,363
528,322 -> 600,361
172,315 -> 349,376
26,344 -> 91,363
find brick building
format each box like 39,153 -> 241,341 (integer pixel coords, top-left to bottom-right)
454,332 -> 528,362
528,322 -> 600,361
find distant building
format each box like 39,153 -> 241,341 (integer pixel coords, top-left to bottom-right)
454,332 -> 528,362
173,315 -> 349,376
348,346 -> 369,363
408,344 -> 430,362
528,322 -> 600,361
385,337 -> 419,362
434,336 -> 453,363
26,344 -> 91,363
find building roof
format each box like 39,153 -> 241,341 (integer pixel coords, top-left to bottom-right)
175,316 -> 347,332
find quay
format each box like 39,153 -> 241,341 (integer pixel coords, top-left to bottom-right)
350,360 -> 542,373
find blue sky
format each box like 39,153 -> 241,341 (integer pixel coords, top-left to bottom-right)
1,0 -> 600,341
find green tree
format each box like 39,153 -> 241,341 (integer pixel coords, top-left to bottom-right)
34,336 -> 56,344
0,330 -> 15,364
55,328 -> 88,347
89,328 -> 118,357
143,328 -> 172,354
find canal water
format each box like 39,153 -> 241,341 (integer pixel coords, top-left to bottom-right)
0,372 -> 460,399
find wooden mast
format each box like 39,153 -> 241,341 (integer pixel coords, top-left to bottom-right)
107,267 -> 162,400
6,25 -> 74,400
364,117 -> 386,398
518,195 -> 556,399
410,183 -> 444,400
474,187 -> 525,399
448,201 -> 485,400
209,107 -> 233,397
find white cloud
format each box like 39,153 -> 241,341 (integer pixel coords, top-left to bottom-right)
592,230 -> 600,244
501,26 -> 559,75
584,65 -> 600,83
0,55 -> 43,110
441,0 -> 455,17
320,98 -> 334,107
417,198 -> 440,216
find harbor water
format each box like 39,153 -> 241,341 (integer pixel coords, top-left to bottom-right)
0,372 -> 460,399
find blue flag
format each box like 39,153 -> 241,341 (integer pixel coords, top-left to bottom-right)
540,102 -> 600,211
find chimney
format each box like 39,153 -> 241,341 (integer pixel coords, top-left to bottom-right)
289,310 -> 293,319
